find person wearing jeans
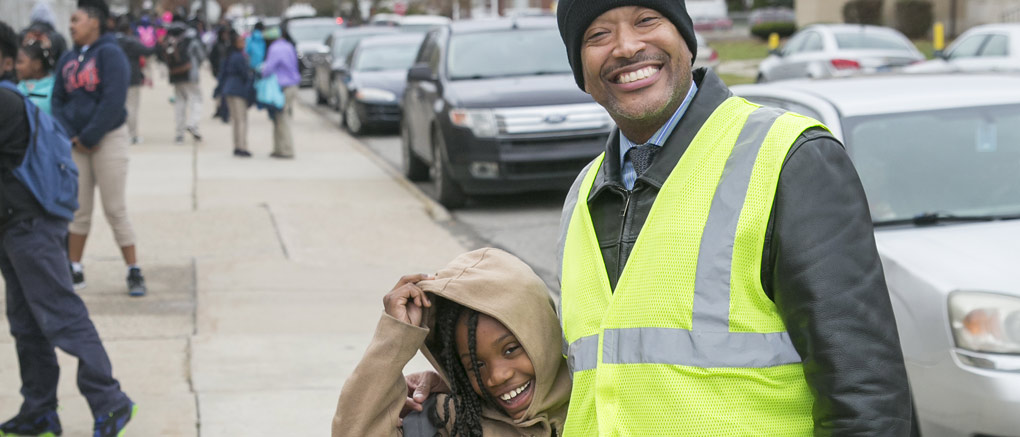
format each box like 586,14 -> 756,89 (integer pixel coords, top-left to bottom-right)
261,26 -> 299,159
51,0 -> 147,297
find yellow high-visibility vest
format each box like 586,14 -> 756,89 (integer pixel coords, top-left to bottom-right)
560,97 -> 825,436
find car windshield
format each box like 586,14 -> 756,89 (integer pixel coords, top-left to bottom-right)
334,33 -> 389,60
447,28 -> 572,80
834,31 -> 914,51
354,44 -> 419,71
289,23 -> 338,43
844,104 -> 1020,223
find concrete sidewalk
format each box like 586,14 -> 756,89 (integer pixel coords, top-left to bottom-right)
0,73 -> 467,435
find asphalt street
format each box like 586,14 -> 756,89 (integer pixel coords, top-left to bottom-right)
296,89 -> 568,290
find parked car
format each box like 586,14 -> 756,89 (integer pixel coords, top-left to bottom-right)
693,32 -> 720,70
732,74 -> 1020,437
397,15 -> 451,33
283,16 -> 345,87
748,6 -> 795,27
401,17 -> 613,208
757,24 -> 924,82
335,34 -> 426,135
312,26 -> 397,107
686,0 -> 732,31
904,23 -> 1020,74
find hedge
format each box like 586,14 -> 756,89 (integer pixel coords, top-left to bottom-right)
751,21 -> 798,40
895,0 -> 934,39
843,0 -> 884,25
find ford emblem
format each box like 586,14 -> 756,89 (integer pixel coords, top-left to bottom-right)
544,114 -> 568,124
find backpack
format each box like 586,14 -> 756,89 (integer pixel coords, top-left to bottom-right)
164,33 -> 193,76
137,25 -> 157,48
0,82 -> 79,221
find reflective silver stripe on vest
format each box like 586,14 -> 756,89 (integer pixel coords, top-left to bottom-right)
691,106 -> 786,332
567,334 -> 599,372
603,327 -> 801,368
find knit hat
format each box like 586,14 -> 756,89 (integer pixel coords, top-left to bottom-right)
556,0 -> 698,90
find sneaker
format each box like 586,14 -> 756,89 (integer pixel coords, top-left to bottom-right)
269,152 -> 294,159
92,403 -> 136,437
71,266 -> 86,290
187,126 -> 202,141
232,149 -> 251,158
0,409 -> 62,436
174,135 -> 184,144
126,268 -> 146,297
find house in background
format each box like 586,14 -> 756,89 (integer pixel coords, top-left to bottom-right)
797,0 -> 1020,36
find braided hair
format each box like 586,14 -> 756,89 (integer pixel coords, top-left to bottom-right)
431,298 -> 492,437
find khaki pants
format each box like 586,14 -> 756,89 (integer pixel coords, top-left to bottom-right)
173,82 -> 202,137
227,96 -> 248,151
125,86 -> 140,139
272,86 -> 297,157
69,125 -> 136,247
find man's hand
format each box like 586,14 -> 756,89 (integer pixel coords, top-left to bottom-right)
383,274 -> 434,327
400,370 -> 449,420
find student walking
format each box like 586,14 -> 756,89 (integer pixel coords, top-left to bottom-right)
261,26 -> 299,159
115,17 -> 156,145
15,38 -> 58,114
0,19 -> 136,437
161,22 -> 205,143
52,0 -> 148,297
214,30 -> 254,157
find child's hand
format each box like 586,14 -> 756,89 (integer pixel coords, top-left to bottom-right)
383,274 -> 434,326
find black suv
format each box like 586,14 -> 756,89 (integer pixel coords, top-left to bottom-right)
401,17 -> 613,208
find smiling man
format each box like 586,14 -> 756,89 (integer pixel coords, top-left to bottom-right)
555,1 -> 913,435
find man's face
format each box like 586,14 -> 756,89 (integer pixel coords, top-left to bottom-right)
70,10 -> 100,46
580,6 -> 692,123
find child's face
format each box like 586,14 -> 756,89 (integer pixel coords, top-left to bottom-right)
456,313 -> 536,420
15,51 -> 43,81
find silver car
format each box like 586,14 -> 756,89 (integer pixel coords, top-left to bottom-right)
733,74 -> 1020,437
757,24 -> 924,82
905,23 -> 1020,74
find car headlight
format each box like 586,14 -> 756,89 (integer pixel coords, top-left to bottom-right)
355,88 -> 396,103
949,291 -> 1020,355
449,109 -> 498,138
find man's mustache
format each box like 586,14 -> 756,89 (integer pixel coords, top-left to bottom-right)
601,53 -> 668,80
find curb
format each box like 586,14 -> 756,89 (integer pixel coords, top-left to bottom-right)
298,98 -> 453,223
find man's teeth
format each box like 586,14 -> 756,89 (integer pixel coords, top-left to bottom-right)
499,381 -> 530,401
617,66 -> 659,84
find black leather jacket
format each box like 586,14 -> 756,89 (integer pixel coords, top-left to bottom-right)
557,69 -> 912,435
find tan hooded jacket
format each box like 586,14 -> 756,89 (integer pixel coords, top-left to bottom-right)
332,248 -> 571,437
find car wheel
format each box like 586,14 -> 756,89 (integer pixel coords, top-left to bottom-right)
401,121 -> 429,181
345,102 -> 364,136
430,128 -> 466,209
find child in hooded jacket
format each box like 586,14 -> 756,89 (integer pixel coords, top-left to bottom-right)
333,248 -> 571,437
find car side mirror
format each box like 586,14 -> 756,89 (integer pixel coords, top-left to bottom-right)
770,48 -> 784,57
934,50 -> 948,60
408,63 -> 436,82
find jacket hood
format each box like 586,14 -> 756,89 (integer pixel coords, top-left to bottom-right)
31,1 -> 57,26
417,248 -> 570,430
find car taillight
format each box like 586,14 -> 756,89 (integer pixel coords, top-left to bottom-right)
831,59 -> 860,70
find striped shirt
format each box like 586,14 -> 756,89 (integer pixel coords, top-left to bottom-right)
619,81 -> 699,190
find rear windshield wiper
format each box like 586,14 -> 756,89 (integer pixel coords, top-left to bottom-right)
873,212 -> 1020,227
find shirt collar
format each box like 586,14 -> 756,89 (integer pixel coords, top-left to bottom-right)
618,80 -> 699,165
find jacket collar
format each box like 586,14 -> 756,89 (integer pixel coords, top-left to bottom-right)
588,68 -> 733,202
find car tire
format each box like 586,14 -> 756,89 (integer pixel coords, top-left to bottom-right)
345,102 -> 364,136
401,121 -> 429,182
430,128 -> 466,209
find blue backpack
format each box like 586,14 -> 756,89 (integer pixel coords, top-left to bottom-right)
0,81 -> 78,221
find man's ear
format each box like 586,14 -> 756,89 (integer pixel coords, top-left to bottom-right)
0,57 -> 13,76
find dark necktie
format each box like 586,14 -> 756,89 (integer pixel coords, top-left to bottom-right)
627,144 -> 659,177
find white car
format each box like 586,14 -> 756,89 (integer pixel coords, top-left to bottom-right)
757,24 -> 924,82
905,23 -> 1020,74
733,74 -> 1020,437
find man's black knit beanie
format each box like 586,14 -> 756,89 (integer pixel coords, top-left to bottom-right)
557,0 -> 698,90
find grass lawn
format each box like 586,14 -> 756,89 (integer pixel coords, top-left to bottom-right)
718,73 -> 758,86
712,39 -> 772,61
913,39 -> 937,59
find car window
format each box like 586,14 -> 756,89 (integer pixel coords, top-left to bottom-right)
845,105 -> 1020,221
948,34 -> 988,59
353,43 -> 421,71
980,34 -> 1009,57
783,32 -> 809,55
834,31 -> 914,51
801,32 -> 824,53
289,23 -> 339,43
446,28 -> 572,80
